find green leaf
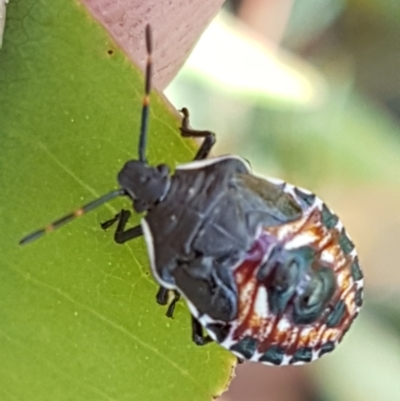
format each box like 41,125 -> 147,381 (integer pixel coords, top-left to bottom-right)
0,1 -> 235,400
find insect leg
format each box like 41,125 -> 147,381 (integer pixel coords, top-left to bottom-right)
101,209 -> 143,244
156,288 -> 181,318
165,291 -> 180,318
191,315 -> 213,346
156,286 -> 169,305
180,107 -> 216,160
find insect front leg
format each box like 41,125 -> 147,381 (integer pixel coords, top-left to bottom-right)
180,107 -> 216,160
191,316 -> 213,346
101,209 -> 142,244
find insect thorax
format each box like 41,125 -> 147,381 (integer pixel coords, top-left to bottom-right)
141,156 -> 303,322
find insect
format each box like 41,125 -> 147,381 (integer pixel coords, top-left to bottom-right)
20,25 -> 363,366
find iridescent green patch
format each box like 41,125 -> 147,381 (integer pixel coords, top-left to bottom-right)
355,288 -> 364,307
339,230 -> 354,255
294,187 -> 316,207
290,347 -> 313,364
230,336 -> 258,359
259,345 -> 285,365
351,257 -> 363,281
326,300 -> 346,328
321,204 -> 339,229
318,341 -> 335,357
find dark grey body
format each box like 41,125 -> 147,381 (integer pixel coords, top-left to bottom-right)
141,156 -> 302,322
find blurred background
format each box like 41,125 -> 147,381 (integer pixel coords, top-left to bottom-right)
165,1 -> 400,400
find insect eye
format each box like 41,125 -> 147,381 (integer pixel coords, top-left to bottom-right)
292,267 -> 336,325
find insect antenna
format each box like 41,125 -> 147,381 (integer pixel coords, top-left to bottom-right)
19,25 -> 153,246
138,24 -> 152,163
19,189 -> 125,245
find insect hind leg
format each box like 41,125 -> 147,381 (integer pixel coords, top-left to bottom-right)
191,316 -> 213,346
101,209 -> 143,244
180,107 -> 216,160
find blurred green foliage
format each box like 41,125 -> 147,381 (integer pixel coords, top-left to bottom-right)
167,1 -> 400,400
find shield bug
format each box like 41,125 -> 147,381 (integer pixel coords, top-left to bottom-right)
20,25 -> 363,365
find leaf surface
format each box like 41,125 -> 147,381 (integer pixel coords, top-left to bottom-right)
0,1 -> 235,400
